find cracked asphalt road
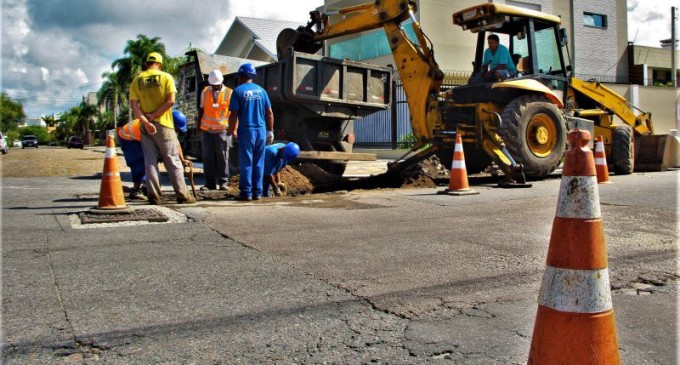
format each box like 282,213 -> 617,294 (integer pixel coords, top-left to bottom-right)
2,169 -> 677,364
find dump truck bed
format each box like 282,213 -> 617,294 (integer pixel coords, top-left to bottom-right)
177,50 -> 391,171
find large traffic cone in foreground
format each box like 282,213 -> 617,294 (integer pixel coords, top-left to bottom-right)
438,134 -> 479,196
594,135 -> 612,184
96,134 -> 128,210
527,129 -> 620,364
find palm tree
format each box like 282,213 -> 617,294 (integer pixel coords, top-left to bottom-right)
56,108 -> 78,142
97,111 -> 115,132
111,34 -> 166,89
75,102 -> 99,144
41,114 -> 57,128
97,71 -> 126,121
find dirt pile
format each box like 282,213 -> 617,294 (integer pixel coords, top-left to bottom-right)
168,155 -> 449,201
289,156 -> 448,193
278,165 -> 314,195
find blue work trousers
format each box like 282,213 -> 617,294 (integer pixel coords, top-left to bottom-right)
118,137 -> 146,184
237,127 -> 266,198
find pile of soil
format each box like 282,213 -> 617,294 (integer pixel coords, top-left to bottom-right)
289,155 -> 448,193
161,155 -> 449,201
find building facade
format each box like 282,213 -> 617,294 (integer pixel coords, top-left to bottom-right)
322,0 -> 628,82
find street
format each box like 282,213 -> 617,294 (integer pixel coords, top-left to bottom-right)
1,148 -> 677,364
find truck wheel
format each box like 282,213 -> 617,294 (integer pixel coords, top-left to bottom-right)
499,95 -> 566,177
612,125 -> 633,175
435,143 -> 491,174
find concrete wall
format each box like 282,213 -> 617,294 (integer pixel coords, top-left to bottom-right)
631,45 -> 680,70
634,86 -> 680,134
572,0 -> 625,79
602,83 -> 680,134
417,0 -> 480,71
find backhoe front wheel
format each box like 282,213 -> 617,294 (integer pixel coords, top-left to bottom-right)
611,125 -> 634,175
499,95 -> 567,177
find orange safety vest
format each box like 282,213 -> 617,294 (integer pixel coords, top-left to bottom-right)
117,119 -> 142,141
200,86 -> 232,132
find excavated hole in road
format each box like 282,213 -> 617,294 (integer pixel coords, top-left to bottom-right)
195,155 -> 452,200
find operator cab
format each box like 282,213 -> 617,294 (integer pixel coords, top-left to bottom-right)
452,3 -> 570,104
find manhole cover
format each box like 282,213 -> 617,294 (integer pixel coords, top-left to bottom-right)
79,209 -> 169,224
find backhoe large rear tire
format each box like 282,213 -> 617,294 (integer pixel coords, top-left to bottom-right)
499,95 -> 567,178
436,143 -> 492,175
612,125 -> 634,175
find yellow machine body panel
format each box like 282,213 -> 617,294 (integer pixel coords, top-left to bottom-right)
453,3 -> 561,32
491,79 -> 564,108
569,77 -> 654,135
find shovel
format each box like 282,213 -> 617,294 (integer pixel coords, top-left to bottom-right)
184,161 -> 197,199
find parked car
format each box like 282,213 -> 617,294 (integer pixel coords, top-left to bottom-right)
67,136 -> 84,149
12,140 -> 22,147
22,135 -> 38,148
0,132 -> 7,154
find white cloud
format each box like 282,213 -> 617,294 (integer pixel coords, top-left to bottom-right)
1,0 -> 324,118
628,0 -> 678,47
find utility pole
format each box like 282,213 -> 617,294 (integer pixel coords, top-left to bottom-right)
672,7 -> 677,87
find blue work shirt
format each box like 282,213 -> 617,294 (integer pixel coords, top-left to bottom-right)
264,143 -> 287,176
483,44 -> 516,74
229,82 -> 271,130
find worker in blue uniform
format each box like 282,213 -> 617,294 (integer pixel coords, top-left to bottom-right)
262,142 -> 300,197
227,63 -> 274,201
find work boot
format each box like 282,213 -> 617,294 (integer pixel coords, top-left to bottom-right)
128,188 -> 148,201
177,195 -> 197,204
218,183 -> 229,190
200,186 -> 215,191
234,195 -> 252,201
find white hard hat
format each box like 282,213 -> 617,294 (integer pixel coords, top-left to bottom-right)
208,70 -> 224,85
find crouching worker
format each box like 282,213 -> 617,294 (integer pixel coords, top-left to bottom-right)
263,142 -> 300,197
116,119 -> 147,201
116,110 -> 191,202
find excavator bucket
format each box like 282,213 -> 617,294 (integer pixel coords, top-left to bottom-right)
276,27 -> 323,60
634,134 -> 680,172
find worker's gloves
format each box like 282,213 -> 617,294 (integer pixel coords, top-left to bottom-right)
277,182 -> 287,194
226,134 -> 233,149
272,186 -> 283,196
266,130 -> 274,145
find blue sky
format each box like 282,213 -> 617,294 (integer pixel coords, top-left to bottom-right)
1,0 -> 677,120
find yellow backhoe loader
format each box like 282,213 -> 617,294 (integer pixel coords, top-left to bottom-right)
276,1 -> 669,185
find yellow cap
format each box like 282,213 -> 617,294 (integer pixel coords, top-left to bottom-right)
146,52 -> 163,64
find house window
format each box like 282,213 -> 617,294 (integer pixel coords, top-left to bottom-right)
583,12 -> 607,29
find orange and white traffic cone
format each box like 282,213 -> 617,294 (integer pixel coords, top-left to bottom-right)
527,129 -> 620,365
594,135 -> 612,184
96,134 -> 128,210
438,134 -> 479,196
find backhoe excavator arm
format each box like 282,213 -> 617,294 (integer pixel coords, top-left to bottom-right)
276,0 -> 444,147
570,77 -> 654,135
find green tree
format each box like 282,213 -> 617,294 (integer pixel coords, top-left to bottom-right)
163,44 -> 206,78
19,125 -> 51,144
55,109 -> 77,142
111,34 -> 166,90
97,110 -> 115,131
97,71 -> 127,121
116,105 -> 131,127
0,92 -> 26,131
41,114 -> 58,128
75,102 -> 99,144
